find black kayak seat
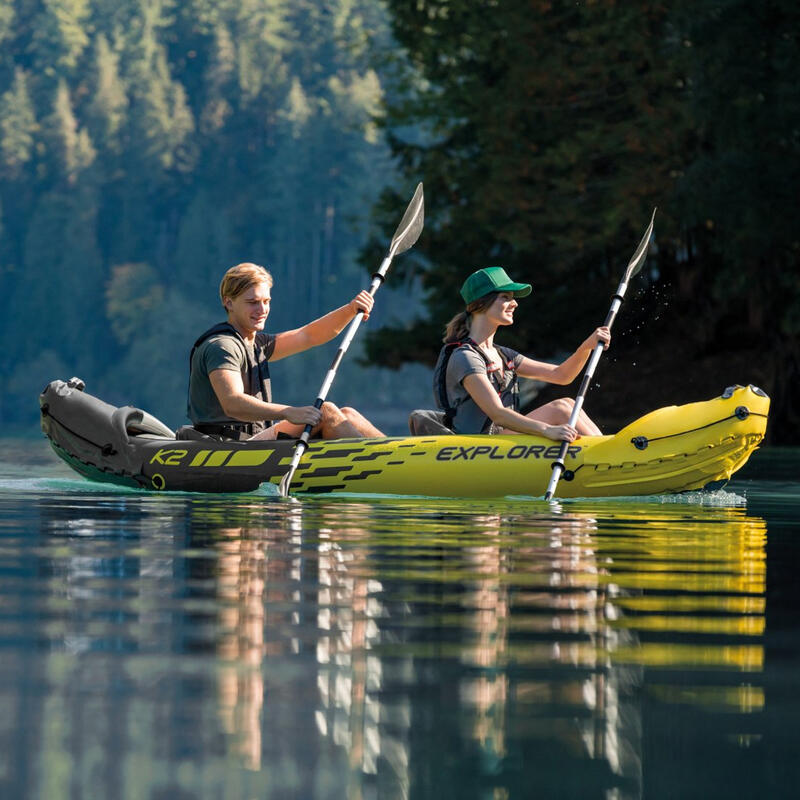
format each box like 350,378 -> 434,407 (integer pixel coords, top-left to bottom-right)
408,409 -> 453,436
175,426 -> 215,441
112,406 -> 175,440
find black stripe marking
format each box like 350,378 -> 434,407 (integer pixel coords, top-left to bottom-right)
308,447 -> 368,459
343,470 -> 383,481
302,465 -> 354,478
301,484 -> 347,493
351,450 -> 394,462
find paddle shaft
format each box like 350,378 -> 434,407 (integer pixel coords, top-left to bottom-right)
543,281 -> 631,501
309,258 -> 392,422
276,182 -> 424,497
279,256 -> 393,482
543,209 -> 655,501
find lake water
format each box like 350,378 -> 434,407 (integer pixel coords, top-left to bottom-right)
1,440 -> 799,799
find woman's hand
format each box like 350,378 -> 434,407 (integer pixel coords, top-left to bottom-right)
582,326 -> 611,352
283,405 -> 322,426
349,290 -> 375,320
543,423 -> 579,442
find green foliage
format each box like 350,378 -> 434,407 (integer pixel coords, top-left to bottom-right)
41,79 -> 96,180
0,69 -> 36,180
368,0 -> 800,438
31,0 -> 91,73
86,34 -> 128,151
106,262 -> 165,345
669,1 -> 800,341
368,0 -> 690,360
102,288 -> 211,420
3,0 -> 795,438
0,0 -> 14,47
0,0 -> 431,431
16,187 -> 105,362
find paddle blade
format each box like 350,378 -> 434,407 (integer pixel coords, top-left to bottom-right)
625,207 -> 657,281
277,468 -> 294,497
390,182 -> 424,256
278,439 -> 308,497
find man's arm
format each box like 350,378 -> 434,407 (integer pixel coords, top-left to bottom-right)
209,369 -> 321,426
271,290 -> 374,361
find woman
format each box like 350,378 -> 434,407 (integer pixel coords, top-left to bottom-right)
433,267 -> 609,442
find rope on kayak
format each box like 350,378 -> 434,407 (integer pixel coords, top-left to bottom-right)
42,406 -> 118,456
630,410 -> 769,451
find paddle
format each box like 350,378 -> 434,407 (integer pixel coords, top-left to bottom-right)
278,182 -> 425,497
544,209 -> 657,501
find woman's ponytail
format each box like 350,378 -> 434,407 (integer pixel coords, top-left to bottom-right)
443,311 -> 470,343
442,292 -> 499,343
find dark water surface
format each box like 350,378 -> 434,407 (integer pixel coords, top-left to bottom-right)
1,441 -> 799,799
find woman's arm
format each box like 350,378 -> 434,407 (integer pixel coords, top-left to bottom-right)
209,369 -> 321,426
462,373 -> 578,441
271,290 -> 374,361
516,327 -> 610,384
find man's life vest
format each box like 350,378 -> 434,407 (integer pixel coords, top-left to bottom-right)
189,322 -> 275,437
433,339 -> 520,431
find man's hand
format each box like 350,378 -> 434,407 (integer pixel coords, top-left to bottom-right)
349,290 -> 375,321
283,405 -> 322,426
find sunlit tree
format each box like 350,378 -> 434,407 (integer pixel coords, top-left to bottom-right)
0,68 -> 36,180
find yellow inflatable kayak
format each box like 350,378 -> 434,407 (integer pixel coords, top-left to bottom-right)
40,380 -> 768,498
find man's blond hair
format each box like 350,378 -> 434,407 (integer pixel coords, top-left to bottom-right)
219,263 -> 273,309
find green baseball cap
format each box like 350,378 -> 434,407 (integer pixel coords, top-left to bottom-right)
460,267 -> 532,305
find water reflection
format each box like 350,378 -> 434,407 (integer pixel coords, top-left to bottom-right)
0,486 -> 772,799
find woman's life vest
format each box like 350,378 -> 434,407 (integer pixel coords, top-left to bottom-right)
433,339 -> 520,431
189,322 -> 274,437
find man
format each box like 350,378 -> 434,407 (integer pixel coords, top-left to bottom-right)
187,262 -> 384,441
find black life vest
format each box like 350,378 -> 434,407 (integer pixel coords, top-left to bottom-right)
189,322 -> 275,436
433,338 -> 519,431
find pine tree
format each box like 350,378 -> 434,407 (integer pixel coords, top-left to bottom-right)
0,184 -> 105,423
17,186 -> 105,361
86,34 -> 128,153
198,23 -> 236,136
667,0 -> 800,431
30,0 -> 91,73
0,0 -> 429,428
127,46 -> 196,175
670,0 -> 800,334
0,0 -> 14,49
105,261 -> 165,346
370,0 -> 800,436
41,79 -> 96,182
173,189 -> 233,296
233,0 -> 291,105
0,68 -> 37,181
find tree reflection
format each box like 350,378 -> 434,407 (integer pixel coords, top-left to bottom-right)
11,492 -> 769,799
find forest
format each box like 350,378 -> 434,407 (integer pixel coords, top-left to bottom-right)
366,0 -> 800,441
0,0 -> 430,433
0,0 -> 798,440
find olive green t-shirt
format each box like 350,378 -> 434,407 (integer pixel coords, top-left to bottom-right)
187,333 -> 275,425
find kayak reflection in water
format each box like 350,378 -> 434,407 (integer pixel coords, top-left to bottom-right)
433,267 -> 609,441
187,262 -> 384,442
